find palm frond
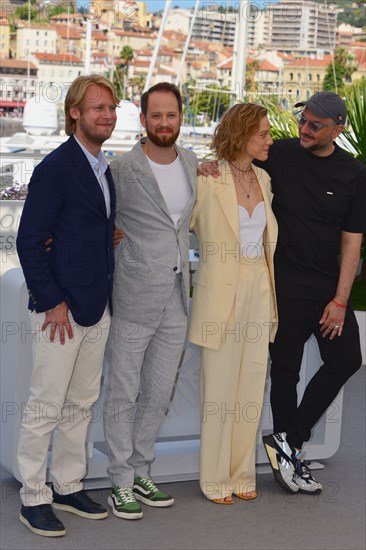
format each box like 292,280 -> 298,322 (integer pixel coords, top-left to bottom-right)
258,98 -> 299,140
338,79 -> 366,165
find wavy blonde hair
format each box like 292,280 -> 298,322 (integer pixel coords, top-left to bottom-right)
64,74 -> 119,136
211,102 -> 268,161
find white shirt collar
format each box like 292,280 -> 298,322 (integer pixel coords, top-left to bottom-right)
73,135 -> 108,175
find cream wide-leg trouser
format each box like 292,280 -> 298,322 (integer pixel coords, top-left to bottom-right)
200,256 -> 273,501
17,307 -> 110,506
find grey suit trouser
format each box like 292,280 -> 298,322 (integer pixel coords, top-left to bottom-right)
103,274 -> 187,488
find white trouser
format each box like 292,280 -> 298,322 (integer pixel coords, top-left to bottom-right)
18,307 -> 110,506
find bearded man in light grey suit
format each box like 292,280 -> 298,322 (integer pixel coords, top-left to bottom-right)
103,83 -> 197,520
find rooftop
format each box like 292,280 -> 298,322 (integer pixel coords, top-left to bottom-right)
32,52 -> 82,63
1,59 -> 38,69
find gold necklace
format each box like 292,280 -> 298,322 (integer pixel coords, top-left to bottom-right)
229,161 -> 254,199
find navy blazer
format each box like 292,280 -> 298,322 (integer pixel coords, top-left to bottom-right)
16,135 -> 115,327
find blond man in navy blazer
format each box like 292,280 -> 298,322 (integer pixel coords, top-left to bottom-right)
16,75 -> 118,537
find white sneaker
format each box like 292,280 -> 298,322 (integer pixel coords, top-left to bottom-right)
262,433 -> 299,494
294,461 -> 323,493
107,487 -> 143,520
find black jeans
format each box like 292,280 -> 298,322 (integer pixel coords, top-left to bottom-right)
269,296 -> 362,449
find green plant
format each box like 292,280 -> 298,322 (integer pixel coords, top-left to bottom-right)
186,82 -> 231,123
358,233 -> 366,281
339,79 -> 366,165
111,46 -> 134,100
14,1 -> 37,21
258,98 -> 299,140
350,279 -> 366,311
323,47 -> 357,94
340,80 -> 366,281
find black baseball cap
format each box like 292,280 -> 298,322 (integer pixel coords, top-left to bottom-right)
295,91 -> 347,125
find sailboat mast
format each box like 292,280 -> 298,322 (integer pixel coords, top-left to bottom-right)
84,14 -> 92,75
27,0 -> 30,87
143,0 -> 172,92
175,0 -> 200,87
231,0 -> 250,104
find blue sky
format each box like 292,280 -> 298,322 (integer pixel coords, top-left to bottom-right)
78,1 -> 279,14
145,1 -> 279,12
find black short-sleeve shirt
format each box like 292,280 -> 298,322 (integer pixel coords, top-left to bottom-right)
255,138 -> 366,299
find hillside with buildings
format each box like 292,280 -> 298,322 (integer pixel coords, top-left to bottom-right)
0,0 -> 365,118
312,0 -> 366,27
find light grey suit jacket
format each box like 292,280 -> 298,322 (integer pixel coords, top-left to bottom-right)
109,138 -> 197,323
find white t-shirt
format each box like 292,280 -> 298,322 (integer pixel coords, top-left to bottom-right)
147,154 -> 191,273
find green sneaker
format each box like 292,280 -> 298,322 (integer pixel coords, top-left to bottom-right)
107,487 -> 143,520
133,477 -> 174,508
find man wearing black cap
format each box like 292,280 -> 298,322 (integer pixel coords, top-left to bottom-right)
198,91 -> 366,495
259,91 -> 366,495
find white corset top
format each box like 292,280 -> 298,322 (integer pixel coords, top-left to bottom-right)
239,201 -> 266,257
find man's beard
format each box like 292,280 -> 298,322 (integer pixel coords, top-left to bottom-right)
299,134 -> 332,153
146,126 -> 180,148
300,139 -> 317,152
79,117 -> 113,145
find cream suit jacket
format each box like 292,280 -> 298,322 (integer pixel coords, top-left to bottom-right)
188,160 -> 278,351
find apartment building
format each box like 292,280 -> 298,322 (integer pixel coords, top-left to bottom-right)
0,59 -> 38,111
165,9 -> 190,35
282,54 -> 333,103
165,8 -> 237,47
166,2 -> 338,54
349,42 -> 366,81
264,0 -> 337,53
97,1 -> 153,28
0,21 -> 10,58
51,24 -> 82,56
30,52 -> 83,94
336,23 -> 365,47
14,26 -> 57,60
217,56 -> 280,97
247,10 -> 267,49
111,29 -> 156,56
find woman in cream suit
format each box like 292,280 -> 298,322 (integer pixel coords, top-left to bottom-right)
189,103 -> 278,504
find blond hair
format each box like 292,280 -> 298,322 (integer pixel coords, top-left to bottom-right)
64,74 -> 119,136
211,103 -> 268,161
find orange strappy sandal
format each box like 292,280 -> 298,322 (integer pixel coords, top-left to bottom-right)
234,491 -> 257,500
211,496 -> 234,505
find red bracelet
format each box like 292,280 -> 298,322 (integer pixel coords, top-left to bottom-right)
332,299 -> 347,308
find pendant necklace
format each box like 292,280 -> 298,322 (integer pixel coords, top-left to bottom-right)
229,161 -> 254,199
